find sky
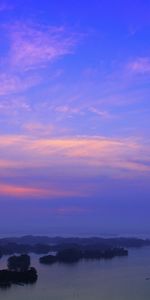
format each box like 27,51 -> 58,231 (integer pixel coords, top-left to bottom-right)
0,0 -> 150,236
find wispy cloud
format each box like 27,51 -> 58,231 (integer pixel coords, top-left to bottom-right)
0,72 -> 41,96
0,183 -> 47,198
22,122 -> 54,136
0,135 -> 150,177
55,105 -> 81,114
127,57 -> 150,74
89,107 -> 114,119
0,183 -> 81,198
7,22 -> 77,70
0,96 -> 31,116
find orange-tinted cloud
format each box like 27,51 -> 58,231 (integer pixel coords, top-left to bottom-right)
0,183 -> 45,198
0,133 -> 149,205
0,135 -> 150,177
0,182 -> 85,199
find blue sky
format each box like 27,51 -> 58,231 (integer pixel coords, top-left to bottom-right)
0,0 -> 150,236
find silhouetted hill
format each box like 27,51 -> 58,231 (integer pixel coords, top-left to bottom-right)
0,236 -> 150,257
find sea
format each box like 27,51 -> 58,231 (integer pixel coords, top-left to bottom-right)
0,247 -> 150,300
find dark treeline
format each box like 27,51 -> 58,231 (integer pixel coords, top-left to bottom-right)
40,247 -> 128,264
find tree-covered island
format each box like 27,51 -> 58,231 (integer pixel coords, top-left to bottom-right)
0,254 -> 38,288
40,247 -> 128,264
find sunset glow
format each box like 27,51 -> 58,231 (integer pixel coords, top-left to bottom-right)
0,0 -> 150,235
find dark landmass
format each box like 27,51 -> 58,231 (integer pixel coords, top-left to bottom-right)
40,247 -> 128,264
1,235 -> 150,248
40,254 -> 57,264
0,243 -> 51,256
0,254 -> 38,288
0,235 -> 150,258
8,254 -> 31,271
0,268 -> 38,287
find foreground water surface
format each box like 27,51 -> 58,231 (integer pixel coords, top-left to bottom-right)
0,247 -> 150,300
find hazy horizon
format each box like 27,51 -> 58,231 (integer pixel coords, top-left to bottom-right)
1,230 -> 150,239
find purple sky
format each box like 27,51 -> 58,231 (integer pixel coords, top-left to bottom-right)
0,0 -> 150,236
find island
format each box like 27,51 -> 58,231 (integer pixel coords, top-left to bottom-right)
40,247 -> 128,264
0,254 -> 38,288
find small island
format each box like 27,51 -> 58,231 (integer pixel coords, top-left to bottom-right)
0,254 -> 38,288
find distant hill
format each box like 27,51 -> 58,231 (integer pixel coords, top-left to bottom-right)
0,235 -> 150,257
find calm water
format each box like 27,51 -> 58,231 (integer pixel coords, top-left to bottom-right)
0,247 -> 150,300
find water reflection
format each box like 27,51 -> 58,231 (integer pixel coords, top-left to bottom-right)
0,248 -> 150,300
